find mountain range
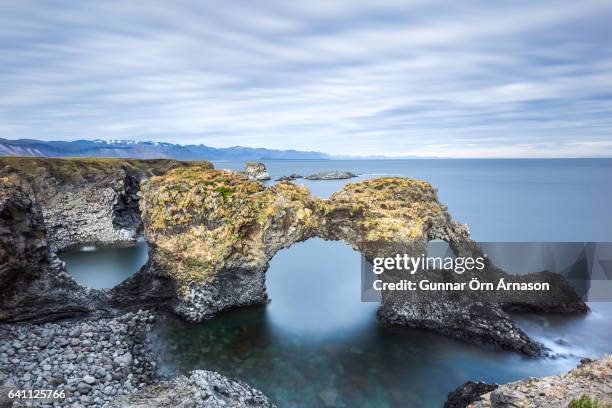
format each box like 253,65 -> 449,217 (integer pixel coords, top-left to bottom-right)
0,138 -> 331,161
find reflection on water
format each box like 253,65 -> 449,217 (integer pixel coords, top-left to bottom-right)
59,240 -> 148,288
150,239 -> 610,407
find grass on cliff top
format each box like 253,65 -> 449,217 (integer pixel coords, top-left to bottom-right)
0,156 -> 213,183
144,168 -> 313,231
328,176 -> 447,240
143,169 -> 451,288
143,168 -> 320,288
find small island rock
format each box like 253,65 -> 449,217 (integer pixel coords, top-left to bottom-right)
305,171 -> 358,180
243,162 -> 271,181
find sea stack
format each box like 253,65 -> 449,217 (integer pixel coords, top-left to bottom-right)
243,162 -> 271,181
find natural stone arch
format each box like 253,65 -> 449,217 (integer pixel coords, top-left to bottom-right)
111,167 -> 586,355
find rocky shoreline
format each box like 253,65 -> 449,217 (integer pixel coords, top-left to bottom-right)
445,356 -> 612,408
0,310 -> 275,408
0,311 -> 155,407
0,157 -> 597,407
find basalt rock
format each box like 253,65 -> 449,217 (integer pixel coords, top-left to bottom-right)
0,178 -> 103,322
444,381 -> 498,408
109,370 -> 275,408
117,169 -> 586,355
0,157 -> 213,252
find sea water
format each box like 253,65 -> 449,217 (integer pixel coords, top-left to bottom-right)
61,159 -> 612,407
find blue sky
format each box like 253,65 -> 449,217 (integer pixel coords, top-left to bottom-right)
0,1 -> 611,157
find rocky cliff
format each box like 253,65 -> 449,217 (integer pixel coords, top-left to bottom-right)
446,356 -> 612,407
0,157 -> 213,251
116,168 -> 586,355
0,178 -> 102,322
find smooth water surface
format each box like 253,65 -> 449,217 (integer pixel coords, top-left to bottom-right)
150,238 -> 612,407
60,240 -> 148,288
63,159 -> 612,407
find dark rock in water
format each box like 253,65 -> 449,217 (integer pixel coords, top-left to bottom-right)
276,173 -> 302,181
444,381 -> 498,408
305,171 -> 358,180
109,370 -> 276,407
243,162 -> 270,181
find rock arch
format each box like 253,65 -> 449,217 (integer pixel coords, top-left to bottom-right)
113,167 -> 586,355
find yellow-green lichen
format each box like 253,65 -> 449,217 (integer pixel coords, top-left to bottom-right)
142,172 -> 450,292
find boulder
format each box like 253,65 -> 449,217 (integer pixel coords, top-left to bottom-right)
243,162 -> 270,181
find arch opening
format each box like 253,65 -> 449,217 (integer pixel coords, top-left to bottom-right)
58,240 -> 148,289
264,237 -> 378,337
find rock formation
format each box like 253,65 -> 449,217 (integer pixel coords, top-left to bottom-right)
118,168 -> 586,355
242,162 -> 270,181
275,173 -> 302,181
305,171 -> 358,180
0,157 -> 213,252
0,158 -> 212,322
448,356 -> 612,407
0,178 -> 102,322
109,370 -> 275,407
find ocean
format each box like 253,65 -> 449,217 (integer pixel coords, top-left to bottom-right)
60,159 -> 612,407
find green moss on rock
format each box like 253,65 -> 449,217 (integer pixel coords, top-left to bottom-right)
141,169 -> 452,292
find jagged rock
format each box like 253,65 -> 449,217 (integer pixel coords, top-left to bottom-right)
468,356 -> 612,407
0,157 -> 213,252
118,170 -> 586,354
0,178 -> 104,322
242,162 -> 270,181
444,381 -> 498,408
305,171 -> 358,180
109,370 -> 275,407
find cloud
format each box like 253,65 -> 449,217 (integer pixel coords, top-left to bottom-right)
0,0 -> 611,157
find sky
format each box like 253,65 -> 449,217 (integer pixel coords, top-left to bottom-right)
0,1 -> 611,157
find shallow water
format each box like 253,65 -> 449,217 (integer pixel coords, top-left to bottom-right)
60,159 -> 612,407
149,238 -> 611,407
59,240 -> 148,289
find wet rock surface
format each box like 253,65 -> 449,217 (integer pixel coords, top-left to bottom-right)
467,356 -> 612,407
305,171 -> 358,180
109,370 -> 275,408
0,311 -> 156,408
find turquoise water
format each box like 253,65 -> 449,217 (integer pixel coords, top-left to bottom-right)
61,159 -> 612,407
